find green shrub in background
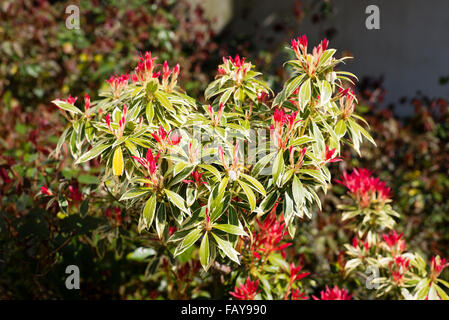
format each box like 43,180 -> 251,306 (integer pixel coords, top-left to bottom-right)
0,0 -> 216,109
0,0 -> 217,299
355,94 -> 449,256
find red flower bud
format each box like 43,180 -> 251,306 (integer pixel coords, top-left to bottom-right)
84,93 -> 90,112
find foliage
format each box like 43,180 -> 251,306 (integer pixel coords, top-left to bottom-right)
337,169 -> 449,300
46,35 -> 380,299
356,96 -> 449,256
0,0 -> 217,299
0,0 -> 216,109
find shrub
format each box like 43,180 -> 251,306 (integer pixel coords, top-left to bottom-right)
48,35 -> 380,299
337,168 -> 449,299
357,96 -> 449,257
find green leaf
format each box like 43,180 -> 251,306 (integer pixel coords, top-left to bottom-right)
306,185 -> 322,211
224,123 -> 248,132
56,127 -> 71,155
267,253 -> 289,271
319,80 -> 332,105
85,121 -> 94,143
213,224 -> 248,236
69,128 -> 77,157
211,232 -> 240,264
168,226 -> 197,242
52,100 -> 83,115
344,258 -> 362,273
145,101 -> 154,124
124,139 -> 139,157
435,284 -> 449,300
165,189 -> 189,214
199,233 -> 210,270
234,87 -> 245,102
336,70 -> 357,83
347,122 -> 361,156
349,118 -> 376,146
240,173 -> 266,195
416,279 -> 431,300
292,175 -> 305,207
272,151 -> 285,186
75,142 -> 112,164
438,279 -> 449,289
285,74 -> 307,99
298,78 -> 311,111
251,152 -> 276,177
288,136 -> 315,147
119,188 -> 150,201
127,102 -> 143,122
175,228 -> 203,256
185,185 -> 197,207
209,177 -> 229,221
237,180 -> 256,212
78,174 -> 99,185
155,203 -> 166,239
319,49 -> 336,66
283,190 -> 294,226
58,194 -> 68,214
112,107 -> 122,123
204,79 -> 220,100
168,165 -> 195,187
219,88 -> 234,105
217,176 -> 229,201
311,121 -> 324,145
198,164 -> 221,180
172,161 -> 189,176
142,195 -> 157,229
335,119 -> 347,138
127,247 -> 156,262
259,275 -> 273,300
299,168 -> 326,185
273,74 -> 306,106
428,284 -> 439,300
154,106 -> 171,131
145,79 -> 159,94
227,207 -> 239,243
281,168 -> 295,186
259,190 -> 280,214
154,90 -> 175,112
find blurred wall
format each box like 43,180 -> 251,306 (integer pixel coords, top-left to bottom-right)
188,0 -> 233,33
223,0 -> 449,115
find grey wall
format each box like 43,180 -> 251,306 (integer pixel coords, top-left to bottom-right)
227,0 -> 449,116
